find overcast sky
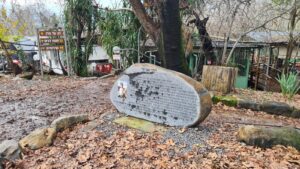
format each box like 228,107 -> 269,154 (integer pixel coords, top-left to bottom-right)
3,0 -> 122,14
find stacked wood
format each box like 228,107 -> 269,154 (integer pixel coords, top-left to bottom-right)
202,65 -> 238,94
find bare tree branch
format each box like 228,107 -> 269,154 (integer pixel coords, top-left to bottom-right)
128,0 -> 160,42
225,10 -> 292,65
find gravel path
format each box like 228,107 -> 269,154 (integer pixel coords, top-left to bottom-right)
0,76 -> 115,142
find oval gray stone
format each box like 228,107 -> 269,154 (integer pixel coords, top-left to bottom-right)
110,64 -> 212,127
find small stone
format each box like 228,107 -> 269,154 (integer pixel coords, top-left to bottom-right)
19,128 -> 56,150
0,140 -> 21,161
80,120 -> 100,132
51,114 -> 89,132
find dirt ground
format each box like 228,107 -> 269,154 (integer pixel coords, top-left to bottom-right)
0,75 -> 116,142
0,75 -> 300,168
235,89 -> 300,109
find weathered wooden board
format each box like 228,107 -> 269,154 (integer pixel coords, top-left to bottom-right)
202,65 -> 238,94
110,63 -> 212,127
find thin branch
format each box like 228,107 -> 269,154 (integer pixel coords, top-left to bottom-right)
226,9 -> 292,65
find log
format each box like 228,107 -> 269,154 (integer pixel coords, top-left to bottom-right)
238,125 -> 300,151
202,65 -> 238,94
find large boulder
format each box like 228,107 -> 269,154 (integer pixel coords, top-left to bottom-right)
51,114 -> 89,132
0,140 -> 21,161
110,63 -> 212,127
19,128 -> 56,150
238,125 -> 300,150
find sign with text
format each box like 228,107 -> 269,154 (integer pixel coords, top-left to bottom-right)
40,46 -> 65,51
40,39 -> 65,44
113,54 -> 121,60
110,64 -> 213,127
39,31 -> 64,37
37,29 -> 66,51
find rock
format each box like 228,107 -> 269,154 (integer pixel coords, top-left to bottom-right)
291,109 -> 300,118
237,99 -> 260,111
114,116 -> 167,133
110,63 -> 212,127
51,114 -> 89,132
19,128 -> 56,150
238,125 -> 300,151
0,140 -> 21,161
80,120 -> 100,132
260,101 -> 293,116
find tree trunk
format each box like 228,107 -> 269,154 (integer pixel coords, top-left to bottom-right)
283,5 -> 298,74
128,0 -> 160,42
128,0 -> 189,75
76,23 -> 84,76
284,39 -> 295,73
190,13 -> 215,73
159,0 -> 189,74
238,125 -> 300,151
0,40 -> 17,75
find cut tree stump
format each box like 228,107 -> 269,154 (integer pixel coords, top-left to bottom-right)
238,125 -> 300,151
202,65 -> 238,94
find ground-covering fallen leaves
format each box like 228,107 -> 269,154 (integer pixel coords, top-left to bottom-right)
235,89 -> 300,109
0,75 -> 299,168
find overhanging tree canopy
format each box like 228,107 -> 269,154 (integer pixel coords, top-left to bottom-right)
128,0 -> 190,75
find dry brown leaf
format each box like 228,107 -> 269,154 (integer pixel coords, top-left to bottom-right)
77,150 -> 91,163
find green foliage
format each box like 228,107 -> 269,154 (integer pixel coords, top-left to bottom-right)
212,95 -> 238,107
276,72 -> 300,99
0,7 -> 25,41
272,0 -> 293,5
64,0 -> 96,76
99,2 -> 140,65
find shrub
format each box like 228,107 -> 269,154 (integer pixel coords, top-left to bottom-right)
276,72 -> 300,100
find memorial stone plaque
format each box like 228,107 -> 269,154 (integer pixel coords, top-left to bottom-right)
110,64 -> 212,127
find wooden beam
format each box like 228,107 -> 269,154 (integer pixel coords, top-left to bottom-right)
255,48 -> 261,90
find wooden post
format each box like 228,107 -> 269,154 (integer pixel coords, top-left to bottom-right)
63,27 -> 70,76
255,48 -> 261,90
265,46 -> 271,91
202,65 -> 238,94
36,28 -> 44,77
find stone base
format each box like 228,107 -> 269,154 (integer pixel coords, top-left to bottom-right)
114,116 -> 167,133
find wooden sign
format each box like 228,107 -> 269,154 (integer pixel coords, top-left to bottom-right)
39,31 -> 64,37
40,39 -> 64,44
113,54 -> 121,60
38,29 -> 66,51
40,46 -> 65,51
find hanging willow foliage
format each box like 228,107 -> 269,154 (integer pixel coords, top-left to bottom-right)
64,0 -> 98,76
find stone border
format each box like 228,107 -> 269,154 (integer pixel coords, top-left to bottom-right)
212,95 -> 300,118
0,114 -> 89,165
